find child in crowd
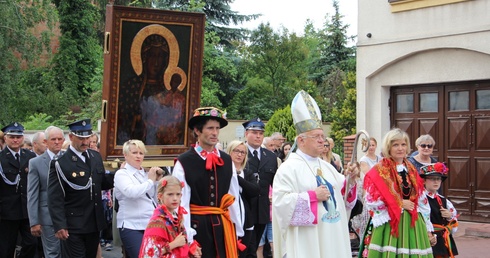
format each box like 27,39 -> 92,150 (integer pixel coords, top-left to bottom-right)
100,189 -> 113,251
421,163 -> 459,258
139,176 -> 201,258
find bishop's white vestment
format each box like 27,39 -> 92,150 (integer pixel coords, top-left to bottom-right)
272,150 -> 356,258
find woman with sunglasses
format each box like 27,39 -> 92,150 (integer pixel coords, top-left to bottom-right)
408,134 -> 438,174
320,142 -> 342,173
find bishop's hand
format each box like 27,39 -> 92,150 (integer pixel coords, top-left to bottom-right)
315,185 -> 331,201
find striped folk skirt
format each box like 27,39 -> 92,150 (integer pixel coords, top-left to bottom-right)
359,211 -> 434,258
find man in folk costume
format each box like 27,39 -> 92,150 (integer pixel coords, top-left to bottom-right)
173,107 -> 243,258
272,90 -> 359,258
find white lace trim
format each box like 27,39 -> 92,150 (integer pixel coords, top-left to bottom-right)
371,212 -> 391,228
369,243 -> 433,255
290,193 -> 315,226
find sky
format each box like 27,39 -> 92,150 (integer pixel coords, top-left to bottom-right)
230,0 -> 358,38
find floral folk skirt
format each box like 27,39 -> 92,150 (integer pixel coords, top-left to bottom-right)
359,211 -> 434,258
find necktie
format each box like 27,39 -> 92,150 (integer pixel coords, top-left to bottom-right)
82,151 -> 90,167
15,153 -> 20,167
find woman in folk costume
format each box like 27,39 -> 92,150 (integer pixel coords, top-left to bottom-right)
139,176 -> 201,258
420,163 -> 459,258
359,128 -> 436,258
272,90 -> 359,258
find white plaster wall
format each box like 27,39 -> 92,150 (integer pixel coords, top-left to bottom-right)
356,0 -> 490,155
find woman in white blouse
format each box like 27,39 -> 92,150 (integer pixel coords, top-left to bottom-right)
114,140 -> 163,258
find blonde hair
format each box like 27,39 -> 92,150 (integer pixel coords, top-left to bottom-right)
226,140 -> 248,170
381,128 -> 411,158
157,175 -> 183,194
122,139 -> 147,155
318,143 -> 332,163
362,137 -> 378,149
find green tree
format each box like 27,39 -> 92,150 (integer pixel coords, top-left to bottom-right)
51,0 -> 103,98
310,0 -> 355,84
329,71 -> 356,143
0,0 -> 57,124
241,23 -> 310,115
264,105 -> 297,142
201,32 -> 243,108
309,0 -> 356,122
226,79 -> 275,120
150,0 -> 259,44
22,113 -> 55,130
16,66 -> 71,122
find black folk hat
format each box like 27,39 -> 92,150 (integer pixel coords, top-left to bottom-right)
188,107 -> 228,129
420,162 -> 448,181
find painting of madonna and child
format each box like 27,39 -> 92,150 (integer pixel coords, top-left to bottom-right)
106,7 -> 204,153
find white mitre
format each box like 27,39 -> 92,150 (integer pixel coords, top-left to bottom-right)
291,90 -> 323,134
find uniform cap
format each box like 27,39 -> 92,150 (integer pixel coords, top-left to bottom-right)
1,122 -> 25,136
242,117 -> 265,131
68,119 -> 93,138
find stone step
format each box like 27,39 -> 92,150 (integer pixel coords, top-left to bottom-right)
465,223 -> 490,238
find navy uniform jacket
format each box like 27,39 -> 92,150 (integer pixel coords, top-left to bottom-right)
0,148 -> 36,220
244,147 -> 278,225
47,148 -> 114,234
237,176 -> 260,229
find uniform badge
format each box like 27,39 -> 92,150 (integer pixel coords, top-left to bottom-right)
80,171 -> 85,177
72,156 -> 77,162
72,172 -> 77,178
82,120 -> 86,126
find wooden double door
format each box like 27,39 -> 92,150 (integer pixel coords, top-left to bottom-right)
391,81 -> 490,222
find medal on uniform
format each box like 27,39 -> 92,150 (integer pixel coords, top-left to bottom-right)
80,171 -> 85,177
72,172 -> 77,178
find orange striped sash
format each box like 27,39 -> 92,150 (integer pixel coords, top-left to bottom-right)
433,219 -> 459,258
190,193 -> 238,258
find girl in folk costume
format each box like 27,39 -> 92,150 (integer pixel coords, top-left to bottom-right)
359,128 -> 436,258
139,176 -> 201,258
420,163 -> 459,258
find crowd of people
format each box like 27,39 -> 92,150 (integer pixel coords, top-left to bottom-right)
0,90 -> 459,258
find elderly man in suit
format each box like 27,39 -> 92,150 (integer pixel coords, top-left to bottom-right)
48,119 -> 114,258
31,131 -> 47,156
243,118 -> 278,258
0,122 -> 38,258
28,126 -> 65,257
